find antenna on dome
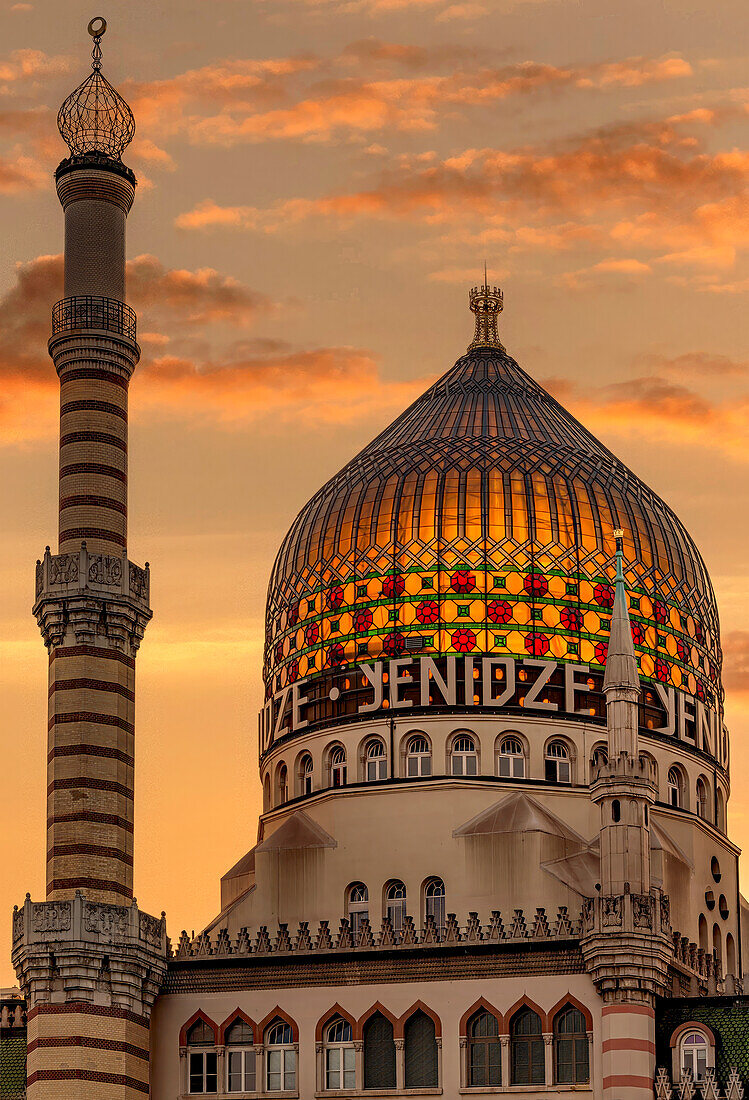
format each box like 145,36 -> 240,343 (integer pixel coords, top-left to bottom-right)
468,268 -> 504,352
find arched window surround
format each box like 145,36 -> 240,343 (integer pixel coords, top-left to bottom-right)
696,775 -> 710,821
257,1007 -> 300,1043
296,751 -> 314,797
345,881 -> 369,935
395,1001 -> 442,1040
383,879 -> 408,932
667,764 -> 688,810
182,1011 -> 219,1096
422,876 -> 446,931
508,1000 -> 546,1087
402,731 -> 433,778
447,729 -> 480,776
460,999 -> 504,1089
354,1002 -> 398,1041
327,743 -> 347,788
218,1008 -> 257,1045
551,1000 -> 591,1085
315,1004 -> 357,1042
504,995 -> 549,1032
180,1009 -> 219,1048
360,735 -> 388,782
260,1009 -> 299,1095
495,731 -> 527,779
544,737 -> 574,784
275,761 -> 289,806
669,1022 -> 716,1083
402,1006 -> 440,1089
263,773 -> 271,813
221,1010 -> 257,1095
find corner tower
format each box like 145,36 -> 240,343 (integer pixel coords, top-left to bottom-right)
12,20 -> 167,1100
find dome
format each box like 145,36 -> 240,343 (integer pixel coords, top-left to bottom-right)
264,286 -> 722,752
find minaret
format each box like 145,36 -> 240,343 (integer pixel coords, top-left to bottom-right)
12,20 -> 167,1100
582,530 -> 672,1100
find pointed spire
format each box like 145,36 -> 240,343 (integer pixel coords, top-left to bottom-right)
468,273 -> 505,351
603,529 -> 639,694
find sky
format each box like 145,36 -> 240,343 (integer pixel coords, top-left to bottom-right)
0,0 -> 747,984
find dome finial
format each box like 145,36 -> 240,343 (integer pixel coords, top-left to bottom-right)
468,269 -> 504,352
57,17 -> 135,161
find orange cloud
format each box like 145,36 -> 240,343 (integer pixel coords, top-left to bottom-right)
0,48 -> 70,88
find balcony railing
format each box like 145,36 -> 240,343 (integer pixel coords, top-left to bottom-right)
52,295 -> 137,341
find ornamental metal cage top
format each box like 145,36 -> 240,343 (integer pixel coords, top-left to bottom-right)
57,17 -> 135,160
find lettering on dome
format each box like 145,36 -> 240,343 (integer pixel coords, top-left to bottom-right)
259,656 -> 724,767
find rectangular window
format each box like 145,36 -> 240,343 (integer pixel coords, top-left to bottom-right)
267,1048 -> 296,1092
189,1051 -> 217,1094
228,1050 -> 255,1092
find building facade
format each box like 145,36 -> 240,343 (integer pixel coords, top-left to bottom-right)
7,20 -> 749,1100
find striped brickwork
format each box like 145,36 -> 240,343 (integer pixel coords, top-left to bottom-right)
601,1002 -> 656,1098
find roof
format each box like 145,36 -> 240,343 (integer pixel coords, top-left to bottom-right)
453,792 -> 586,846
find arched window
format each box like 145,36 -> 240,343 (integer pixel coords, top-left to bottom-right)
680,1031 -> 708,1081
406,735 -> 431,777
696,777 -> 708,819
727,933 -> 737,975
266,1019 -> 296,1092
668,767 -> 683,808
717,789 -> 726,832
468,1010 -> 501,1086
498,735 -> 525,778
591,745 -> 608,777
363,1012 -> 396,1090
713,924 -> 722,972
553,1005 -> 589,1084
385,880 -> 407,931
330,746 -> 347,788
300,754 -> 313,796
187,1020 -> 217,1095
511,1008 -> 544,1085
225,1019 -> 255,1093
424,877 -> 445,932
277,764 -> 288,805
545,741 -> 570,784
404,1010 -> 438,1088
366,739 -> 387,782
698,914 -> 708,953
263,774 -> 271,813
347,882 -> 368,935
451,733 -> 478,776
325,1017 -> 355,1090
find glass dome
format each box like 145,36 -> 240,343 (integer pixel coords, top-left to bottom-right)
264,301 -> 722,731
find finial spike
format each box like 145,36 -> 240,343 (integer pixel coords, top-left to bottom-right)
468,276 -> 504,352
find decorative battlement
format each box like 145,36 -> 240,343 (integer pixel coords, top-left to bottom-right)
468,280 -> 505,351
655,1066 -> 746,1099
173,905 -> 582,960
34,543 -> 151,651
52,295 -> 137,341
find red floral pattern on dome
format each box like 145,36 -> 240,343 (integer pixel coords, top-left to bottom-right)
305,623 -> 319,647
287,601 -> 299,627
452,628 -> 477,652
488,599 -> 512,624
450,569 -> 476,593
275,641 -> 284,664
383,631 -> 405,656
382,574 -> 406,598
353,608 -> 373,632
288,659 -> 299,683
677,639 -> 689,663
525,632 -> 550,657
696,679 -> 706,702
654,600 -> 669,624
655,657 -> 670,682
594,641 -> 608,664
631,621 -> 645,645
524,573 -> 549,597
326,642 -> 345,667
416,600 -> 440,625
593,583 -> 614,610
709,661 -> 718,683
327,586 -> 344,610
695,620 -> 705,644
561,606 -> 581,631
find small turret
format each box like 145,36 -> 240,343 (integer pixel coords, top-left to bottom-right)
468,268 -> 505,351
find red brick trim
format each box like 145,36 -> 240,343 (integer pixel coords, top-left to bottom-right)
27,1002 -> 148,1028
258,1007 -> 299,1043
505,995 -> 549,1032
669,1021 -> 716,1049
315,1003 -> 357,1043
48,777 -> 134,799
60,494 -> 127,517
602,1074 -> 655,1090
59,528 -> 127,548
60,463 -> 127,483
47,844 -> 133,866
548,994 -> 594,1032
48,811 -> 133,833
61,431 -> 127,452
27,1069 -> 148,1093
218,1009 -> 257,1046
602,1038 -> 656,1054
459,998 -> 503,1038
602,1004 -> 655,1017
52,646 -> 135,668
50,679 -> 135,701
49,712 -> 135,734
59,368 -> 129,389
354,1002 -> 399,1042
396,1001 -> 441,1040
61,399 -> 127,421
27,1035 -> 148,1060
46,876 -> 132,898
179,1009 -> 219,1047
48,745 -> 134,768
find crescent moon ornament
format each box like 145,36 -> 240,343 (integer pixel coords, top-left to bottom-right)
88,16 -> 107,37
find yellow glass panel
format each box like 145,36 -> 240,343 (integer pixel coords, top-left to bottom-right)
442,469 -> 461,543
554,475 -> 577,548
510,472 -> 529,543
375,474 -> 399,545
465,469 -> 482,542
418,470 -> 438,544
487,469 -> 506,543
532,473 -> 553,544
397,472 -> 418,546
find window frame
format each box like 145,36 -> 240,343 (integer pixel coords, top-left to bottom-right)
553,1005 -> 590,1085
365,738 -> 387,782
545,740 -> 571,784
497,734 -> 525,779
265,1019 -> 297,1093
299,754 -> 313,797
324,1017 -> 356,1091
451,732 -> 479,776
405,734 -> 432,777
510,1007 -> 545,1086
423,876 -> 446,933
667,766 -> 683,809
185,1020 -> 218,1096
467,1010 -> 501,1087
329,745 -> 347,788
384,879 -> 407,932
346,882 -> 369,935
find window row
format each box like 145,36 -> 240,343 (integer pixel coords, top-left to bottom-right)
182,998 -> 592,1095
347,878 -> 445,933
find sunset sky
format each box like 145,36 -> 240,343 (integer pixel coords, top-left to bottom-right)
0,0 -> 747,983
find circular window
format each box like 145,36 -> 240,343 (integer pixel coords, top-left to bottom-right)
711,857 -> 722,883
719,895 -> 729,920
705,890 -> 715,911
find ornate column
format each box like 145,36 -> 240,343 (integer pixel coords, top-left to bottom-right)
12,20 -> 167,1100
544,1032 -> 554,1085
395,1037 -> 405,1090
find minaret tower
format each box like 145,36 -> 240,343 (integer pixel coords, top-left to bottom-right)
581,531 -> 673,1100
12,19 -> 167,1100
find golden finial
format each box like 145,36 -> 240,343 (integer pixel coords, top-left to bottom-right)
468,268 -> 504,351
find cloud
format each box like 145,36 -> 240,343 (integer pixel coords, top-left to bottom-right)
641,352 -> 748,378
127,254 -> 274,327
0,49 -> 70,90
562,257 -> 652,289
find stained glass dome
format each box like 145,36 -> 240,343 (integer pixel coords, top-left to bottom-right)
264,288 -> 722,731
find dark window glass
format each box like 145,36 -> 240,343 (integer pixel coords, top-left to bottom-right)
469,1011 -> 501,1086
363,1013 -> 396,1089
554,1007 -> 589,1084
404,1011 -> 438,1088
511,1008 -> 544,1085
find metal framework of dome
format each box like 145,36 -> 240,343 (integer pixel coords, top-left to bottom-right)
57,18 -> 135,160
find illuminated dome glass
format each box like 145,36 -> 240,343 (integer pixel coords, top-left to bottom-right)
264,294 -> 722,726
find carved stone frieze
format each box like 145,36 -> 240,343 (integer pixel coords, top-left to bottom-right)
602,895 -> 622,927
139,911 -> 163,949
84,902 -> 128,937
632,893 -> 654,929
31,901 -> 71,933
48,553 -> 79,585
88,554 -> 123,586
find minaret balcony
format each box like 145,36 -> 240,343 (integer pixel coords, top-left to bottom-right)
52,295 -> 137,341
